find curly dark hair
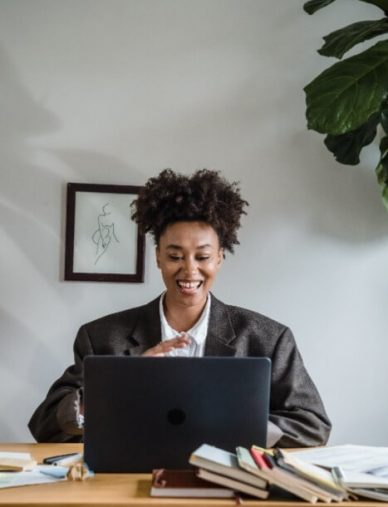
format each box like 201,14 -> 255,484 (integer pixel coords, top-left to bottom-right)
131,169 -> 248,253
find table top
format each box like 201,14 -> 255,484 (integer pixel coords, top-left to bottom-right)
0,444 -> 380,507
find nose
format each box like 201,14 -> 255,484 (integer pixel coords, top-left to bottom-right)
182,256 -> 198,275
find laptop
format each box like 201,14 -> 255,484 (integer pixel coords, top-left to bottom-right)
83,356 -> 271,472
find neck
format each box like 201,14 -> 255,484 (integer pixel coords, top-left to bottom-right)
163,295 -> 207,332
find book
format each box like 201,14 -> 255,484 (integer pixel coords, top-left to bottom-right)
250,446 -> 320,503
189,444 -> 267,490
197,468 -> 269,499
267,450 -> 347,503
150,469 -> 234,498
275,448 -> 348,500
351,488 -> 388,502
0,452 -> 36,472
236,446 -> 271,483
334,468 -> 388,489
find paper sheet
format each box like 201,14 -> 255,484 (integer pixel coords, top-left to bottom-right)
0,465 -> 68,489
292,445 -> 388,474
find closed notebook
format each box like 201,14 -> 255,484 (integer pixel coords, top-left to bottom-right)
189,444 -> 267,490
197,468 -> 269,499
0,452 -> 36,472
150,469 -> 234,498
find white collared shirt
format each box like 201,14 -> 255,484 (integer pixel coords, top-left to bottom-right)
159,292 -> 211,357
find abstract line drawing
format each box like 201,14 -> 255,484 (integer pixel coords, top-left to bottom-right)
65,183 -> 145,282
92,202 -> 119,264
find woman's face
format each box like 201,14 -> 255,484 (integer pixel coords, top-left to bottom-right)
156,221 -> 223,309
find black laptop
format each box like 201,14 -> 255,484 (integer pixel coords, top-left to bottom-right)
83,356 -> 271,472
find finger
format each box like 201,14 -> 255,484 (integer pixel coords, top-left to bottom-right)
143,342 -> 176,356
142,335 -> 191,356
170,334 -> 191,345
171,340 -> 190,349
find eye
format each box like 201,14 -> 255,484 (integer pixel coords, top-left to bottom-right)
197,256 -> 210,261
169,255 -> 182,261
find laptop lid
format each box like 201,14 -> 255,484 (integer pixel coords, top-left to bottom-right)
83,356 -> 271,472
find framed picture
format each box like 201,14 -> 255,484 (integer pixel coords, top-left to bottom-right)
64,183 -> 145,283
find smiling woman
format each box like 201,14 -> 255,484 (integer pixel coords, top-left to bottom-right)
156,221 -> 223,330
28,169 -> 331,448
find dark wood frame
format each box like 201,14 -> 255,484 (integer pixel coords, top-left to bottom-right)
64,183 -> 145,283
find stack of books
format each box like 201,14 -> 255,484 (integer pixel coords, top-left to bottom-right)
191,444 -> 349,502
151,445 -> 269,499
246,446 -> 349,503
150,443 -> 351,501
189,444 -> 269,499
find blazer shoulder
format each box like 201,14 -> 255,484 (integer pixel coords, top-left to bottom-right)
216,298 -> 289,337
80,297 -> 159,339
214,299 -> 296,358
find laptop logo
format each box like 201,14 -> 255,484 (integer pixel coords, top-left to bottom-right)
167,408 -> 186,425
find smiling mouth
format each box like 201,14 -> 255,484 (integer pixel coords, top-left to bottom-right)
176,280 -> 203,289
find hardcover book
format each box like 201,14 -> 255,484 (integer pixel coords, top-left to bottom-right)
150,469 -> 234,498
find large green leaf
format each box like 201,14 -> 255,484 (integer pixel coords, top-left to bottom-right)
304,0 -> 388,14
381,105 -> 388,132
360,0 -> 388,13
319,19 -> 388,59
376,135 -> 388,209
324,113 -> 380,164
305,40 -> 388,135
303,0 -> 336,14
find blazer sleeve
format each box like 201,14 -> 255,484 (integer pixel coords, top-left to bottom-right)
269,327 -> 331,448
28,325 -> 94,443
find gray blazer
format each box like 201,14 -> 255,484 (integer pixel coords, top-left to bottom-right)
29,295 -> 331,447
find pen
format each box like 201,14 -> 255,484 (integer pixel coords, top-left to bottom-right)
43,453 -> 82,466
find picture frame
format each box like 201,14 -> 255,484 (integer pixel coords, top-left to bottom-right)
64,183 -> 145,283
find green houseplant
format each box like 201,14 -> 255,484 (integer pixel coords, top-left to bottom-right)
303,0 -> 388,210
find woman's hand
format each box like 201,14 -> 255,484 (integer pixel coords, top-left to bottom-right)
142,333 -> 191,357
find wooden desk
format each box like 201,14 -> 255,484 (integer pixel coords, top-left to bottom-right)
0,444 -> 379,507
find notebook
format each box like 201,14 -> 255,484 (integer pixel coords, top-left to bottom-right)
83,356 -> 271,472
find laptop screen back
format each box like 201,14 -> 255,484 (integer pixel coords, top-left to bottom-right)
84,356 -> 271,472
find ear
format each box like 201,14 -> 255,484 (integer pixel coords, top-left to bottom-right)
156,246 -> 161,269
217,248 -> 224,268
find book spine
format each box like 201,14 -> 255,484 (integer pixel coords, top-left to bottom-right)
250,448 -> 270,470
250,448 -> 319,504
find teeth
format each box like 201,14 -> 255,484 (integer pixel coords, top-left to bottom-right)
177,281 -> 201,289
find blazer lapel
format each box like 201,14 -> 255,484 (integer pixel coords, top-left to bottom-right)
204,295 -> 237,356
127,297 -> 162,356
127,294 -> 237,357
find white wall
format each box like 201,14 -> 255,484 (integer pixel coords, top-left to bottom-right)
0,0 -> 387,445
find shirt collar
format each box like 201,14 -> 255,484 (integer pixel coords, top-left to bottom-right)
159,292 -> 211,346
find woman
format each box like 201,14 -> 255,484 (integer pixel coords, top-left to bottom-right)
29,169 -> 331,447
